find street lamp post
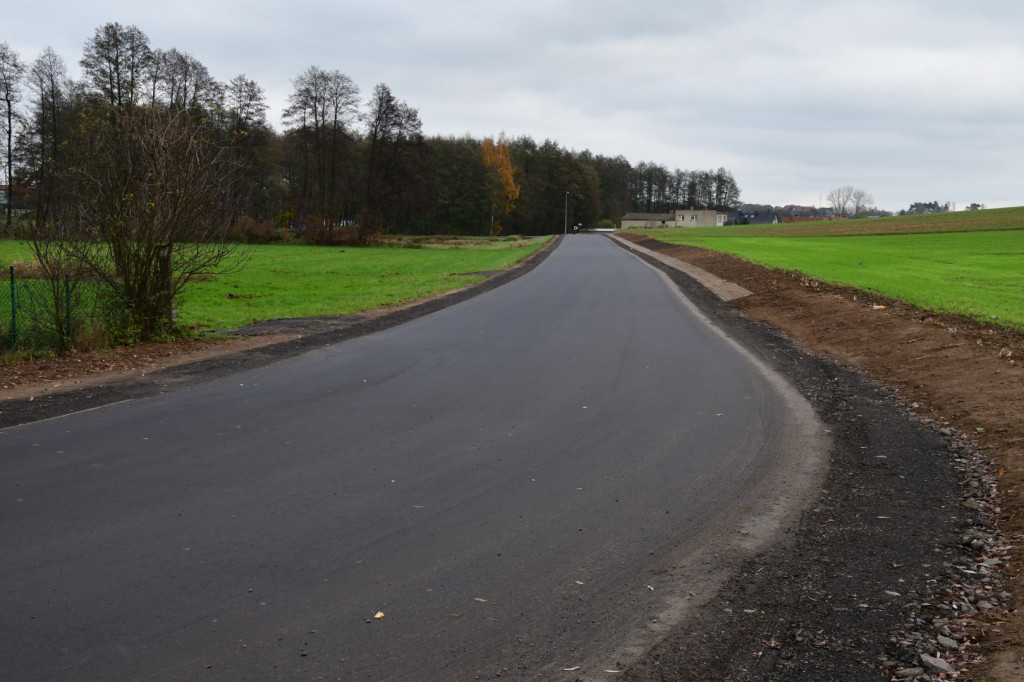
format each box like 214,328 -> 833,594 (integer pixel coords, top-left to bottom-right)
563,191 -> 569,235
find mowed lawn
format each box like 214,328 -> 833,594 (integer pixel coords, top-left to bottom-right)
626,208 -> 1024,329
0,238 -> 551,331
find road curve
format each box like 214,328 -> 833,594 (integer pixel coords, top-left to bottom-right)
0,235 -> 826,680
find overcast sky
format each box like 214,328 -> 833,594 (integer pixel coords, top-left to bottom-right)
7,0 -> 1024,211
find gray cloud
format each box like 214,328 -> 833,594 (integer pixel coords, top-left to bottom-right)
7,0 -> 1023,210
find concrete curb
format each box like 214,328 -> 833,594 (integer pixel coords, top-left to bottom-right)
607,233 -> 753,302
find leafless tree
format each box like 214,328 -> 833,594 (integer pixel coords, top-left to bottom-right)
826,185 -> 855,218
148,48 -> 220,110
362,83 -> 427,234
851,188 -> 874,217
80,22 -> 153,110
26,47 -> 69,226
0,41 -> 26,231
221,74 -> 277,224
40,103 -> 248,340
713,167 -> 742,211
225,74 -> 269,131
283,66 -> 360,236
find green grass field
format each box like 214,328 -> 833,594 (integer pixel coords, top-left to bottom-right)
669,206 -> 1024,238
1,237 -> 550,332
7,205 -> 1023,335
0,241 -> 32,268
623,207 -> 1024,329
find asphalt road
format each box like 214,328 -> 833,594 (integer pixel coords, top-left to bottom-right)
0,236 -> 826,681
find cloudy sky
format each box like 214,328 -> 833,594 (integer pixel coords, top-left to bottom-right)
7,0 -> 1024,211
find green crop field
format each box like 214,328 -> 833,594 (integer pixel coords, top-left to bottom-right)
623,207 -> 1024,329
660,206 -> 1024,238
1,237 -> 551,333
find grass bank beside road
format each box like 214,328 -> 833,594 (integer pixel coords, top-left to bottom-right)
624,207 -> 1024,330
1,236 -> 551,334
180,237 -> 550,330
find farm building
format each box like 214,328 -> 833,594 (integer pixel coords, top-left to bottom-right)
620,209 -> 726,229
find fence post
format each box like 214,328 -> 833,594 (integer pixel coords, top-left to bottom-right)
8,266 -> 16,348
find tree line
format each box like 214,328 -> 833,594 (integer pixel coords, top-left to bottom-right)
1,23 -> 742,242
0,23 -> 743,344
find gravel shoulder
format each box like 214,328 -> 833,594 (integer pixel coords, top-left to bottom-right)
612,234 -> 1022,681
2,233 -> 1021,680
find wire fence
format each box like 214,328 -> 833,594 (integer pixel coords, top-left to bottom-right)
1,266 -> 16,352
1,266 -> 108,355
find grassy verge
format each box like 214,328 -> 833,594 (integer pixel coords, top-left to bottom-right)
623,207 -> 1024,329
180,238 -> 549,330
1,237 -> 551,333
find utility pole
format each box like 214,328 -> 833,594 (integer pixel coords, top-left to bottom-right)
563,191 -> 569,234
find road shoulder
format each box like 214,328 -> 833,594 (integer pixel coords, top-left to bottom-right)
611,233 -> 1016,681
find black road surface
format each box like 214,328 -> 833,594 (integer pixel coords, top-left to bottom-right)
1,236 -> 827,680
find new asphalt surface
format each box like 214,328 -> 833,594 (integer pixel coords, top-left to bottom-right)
0,236 -> 826,680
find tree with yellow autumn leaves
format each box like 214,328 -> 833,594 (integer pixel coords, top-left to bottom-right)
481,133 -> 520,236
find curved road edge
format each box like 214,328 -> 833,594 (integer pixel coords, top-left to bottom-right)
607,234 -> 982,681
572,259 -> 830,680
0,236 -> 562,429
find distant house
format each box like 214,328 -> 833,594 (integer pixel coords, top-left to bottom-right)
727,211 -> 779,225
620,209 -> 726,229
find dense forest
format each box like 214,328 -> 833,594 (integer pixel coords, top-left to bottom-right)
1,22 -> 742,241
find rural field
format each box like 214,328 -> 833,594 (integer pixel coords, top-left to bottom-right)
175,236 -> 550,330
6,209 -> 1020,339
0,236 -> 550,337
622,206 -> 1024,330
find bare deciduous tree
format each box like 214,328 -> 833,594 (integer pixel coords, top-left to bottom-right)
713,167 -> 742,211
0,41 -> 26,230
826,185 -> 855,218
43,103 -> 248,340
148,48 -> 220,111
222,74 -> 276,224
851,188 -> 874,217
225,74 -> 269,132
80,22 -> 153,110
827,185 -> 874,217
283,66 -> 360,236
363,83 -> 428,234
27,47 -> 69,227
